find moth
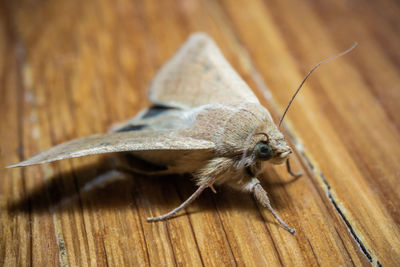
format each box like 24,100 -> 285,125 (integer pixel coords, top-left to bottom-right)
8,33 -> 356,235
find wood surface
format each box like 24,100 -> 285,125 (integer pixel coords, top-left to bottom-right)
1,0 -> 399,266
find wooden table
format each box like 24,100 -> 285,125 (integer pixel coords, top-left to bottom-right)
1,0 -> 399,266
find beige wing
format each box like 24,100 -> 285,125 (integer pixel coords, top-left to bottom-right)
149,33 -> 259,109
7,131 -> 214,168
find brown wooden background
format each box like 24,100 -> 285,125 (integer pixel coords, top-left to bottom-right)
1,0 -> 399,266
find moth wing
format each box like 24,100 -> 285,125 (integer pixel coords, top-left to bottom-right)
149,33 -> 259,109
7,131 -> 214,168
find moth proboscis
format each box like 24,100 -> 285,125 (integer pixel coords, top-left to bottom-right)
8,33 -> 357,235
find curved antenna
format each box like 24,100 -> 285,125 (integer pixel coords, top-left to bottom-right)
278,42 -> 358,128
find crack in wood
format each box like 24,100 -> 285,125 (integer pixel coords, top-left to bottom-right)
318,172 -> 381,266
285,126 -> 382,266
288,130 -> 381,266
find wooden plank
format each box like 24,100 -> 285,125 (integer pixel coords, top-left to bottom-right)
218,0 -> 400,265
0,0 -> 398,266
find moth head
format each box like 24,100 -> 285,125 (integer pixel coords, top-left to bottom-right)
254,141 -> 291,164
252,132 -> 292,165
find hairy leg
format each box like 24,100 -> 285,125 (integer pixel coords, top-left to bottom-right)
146,182 -> 212,222
248,178 -> 296,235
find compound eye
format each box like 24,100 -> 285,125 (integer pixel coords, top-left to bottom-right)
254,141 -> 274,160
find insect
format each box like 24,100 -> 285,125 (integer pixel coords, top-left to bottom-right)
8,33 -> 356,235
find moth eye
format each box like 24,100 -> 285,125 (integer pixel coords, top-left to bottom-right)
254,142 -> 274,160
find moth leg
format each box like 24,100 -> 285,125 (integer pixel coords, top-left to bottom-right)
147,182 -> 211,222
209,184 -> 217,194
249,178 -> 296,235
286,158 -> 303,178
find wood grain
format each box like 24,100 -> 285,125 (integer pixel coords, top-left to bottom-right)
1,0 -> 399,266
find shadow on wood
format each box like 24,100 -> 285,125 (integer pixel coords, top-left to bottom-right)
7,155 -> 296,227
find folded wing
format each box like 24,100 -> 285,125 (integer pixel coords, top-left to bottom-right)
149,33 -> 259,109
7,131 -> 214,168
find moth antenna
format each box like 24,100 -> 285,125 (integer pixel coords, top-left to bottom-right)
278,42 -> 358,128
254,132 -> 270,143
